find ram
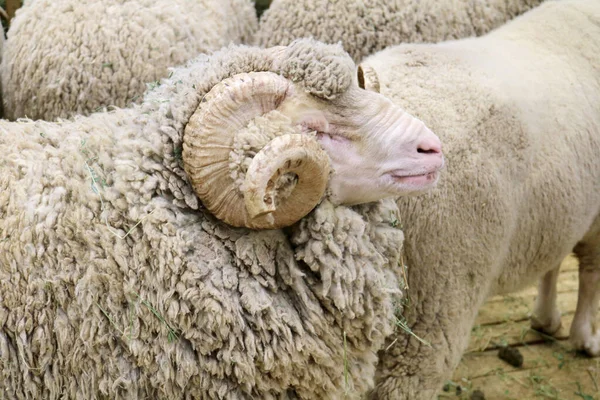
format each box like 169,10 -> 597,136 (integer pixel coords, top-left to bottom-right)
0,39 -> 443,399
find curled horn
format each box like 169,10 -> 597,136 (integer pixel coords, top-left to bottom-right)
183,72 -> 330,229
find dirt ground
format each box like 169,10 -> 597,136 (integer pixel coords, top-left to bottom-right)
437,255 -> 600,400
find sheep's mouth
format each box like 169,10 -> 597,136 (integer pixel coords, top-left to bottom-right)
387,169 -> 440,187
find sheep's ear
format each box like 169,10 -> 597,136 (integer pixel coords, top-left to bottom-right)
357,64 -> 380,93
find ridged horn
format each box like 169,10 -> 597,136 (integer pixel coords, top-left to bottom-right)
357,64 -> 380,93
182,71 -> 331,230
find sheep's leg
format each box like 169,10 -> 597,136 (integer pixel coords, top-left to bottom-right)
570,235 -> 600,356
530,264 -> 562,335
370,312 -> 479,400
369,281 -> 486,400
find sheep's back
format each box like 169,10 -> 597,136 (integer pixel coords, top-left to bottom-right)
255,0 -> 543,62
0,0 -> 258,121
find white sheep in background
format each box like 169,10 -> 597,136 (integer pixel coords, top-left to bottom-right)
0,25 -> 4,119
255,0 -> 544,62
0,0 -> 258,121
353,0 -> 600,398
0,39 -> 444,399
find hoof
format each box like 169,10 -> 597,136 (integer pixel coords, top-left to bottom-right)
571,327 -> 600,357
530,310 -> 562,336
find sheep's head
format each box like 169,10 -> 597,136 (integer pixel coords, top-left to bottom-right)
182,40 -> 443,230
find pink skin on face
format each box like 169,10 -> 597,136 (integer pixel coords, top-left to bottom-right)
386,129 -> 443,186
304,106 -> 444,205
278,83 -> 444,205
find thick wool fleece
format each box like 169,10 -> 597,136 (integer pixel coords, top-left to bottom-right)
274,38 -> 355,99
355,1 -> 600,399
0,0 -> 258,121
0,30 -> 4,119
256,0 -> 544,62
0,40 -> 406,399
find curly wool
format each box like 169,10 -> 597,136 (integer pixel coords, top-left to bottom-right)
255,0 -> 544,62
275,38 -> 355,99
0,30 -> 4,119
0,41 -> 405,399
0,0 -> 258,121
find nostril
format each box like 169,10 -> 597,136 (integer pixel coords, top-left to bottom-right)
417,138 -> 442,155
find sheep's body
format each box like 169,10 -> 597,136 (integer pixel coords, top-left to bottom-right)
255,0 -> 543,62
0,42 -> 408,399
0,29 -> 4,119
357,1 -> 600,398
0,0 -> 257,121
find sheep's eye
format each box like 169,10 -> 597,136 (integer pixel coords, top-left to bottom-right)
331,134 -> 350,144
317,132 -> 351,145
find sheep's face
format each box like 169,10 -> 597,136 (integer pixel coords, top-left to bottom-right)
182,71 -> 443,230
278,82 -> 444,205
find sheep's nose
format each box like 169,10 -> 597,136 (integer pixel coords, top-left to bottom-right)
417,136 -> 442,156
